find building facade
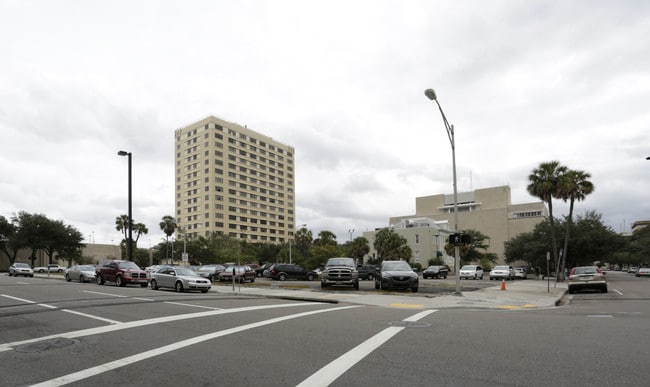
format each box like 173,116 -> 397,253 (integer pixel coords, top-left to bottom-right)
363,217 -> 455,267
174,116 -> 296,243
382,185 -> 547,264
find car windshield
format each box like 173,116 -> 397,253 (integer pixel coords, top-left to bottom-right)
460,266 -> 475,271
79,265 -> 95,271
174,268 -> 198,276
573,267 -> 597,275
118,261 -> 141,270
16,263 -> 29,268
382,261 -> 411,271
327,258 -> 355,267
494,266 -> 509,270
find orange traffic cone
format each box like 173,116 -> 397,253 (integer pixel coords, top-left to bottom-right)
501,279 -> 507,291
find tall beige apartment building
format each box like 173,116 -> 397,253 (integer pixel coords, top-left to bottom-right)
174,116 -> 295,243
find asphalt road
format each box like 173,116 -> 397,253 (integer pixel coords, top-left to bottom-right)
1,270 -> 648,386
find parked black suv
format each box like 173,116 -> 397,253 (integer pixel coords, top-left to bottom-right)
357,265 -> 378,280
269,264 -> 317,281
422,265 -> 450,279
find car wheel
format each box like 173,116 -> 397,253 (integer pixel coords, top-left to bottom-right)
251,277 -> 255,283
175,281 -> 184,292
115,276 -> 124,287
374,281 -> 379,290
321,281 -> 327,289
412,286 -> 418,293
201,289 -> 209,293
65,274 -> 71,282
602,286 -> 608,293
279,273 -> 287,281
96,275 -> 104,285
354,281 -> 359,290
151,279 -> 159,290
307,273 -> 315,281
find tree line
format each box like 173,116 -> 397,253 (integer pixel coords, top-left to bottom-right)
0,212 -> 85,267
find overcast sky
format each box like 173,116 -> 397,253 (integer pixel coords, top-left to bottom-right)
1,0 -> 649,248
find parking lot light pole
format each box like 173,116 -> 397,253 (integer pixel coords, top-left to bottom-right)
425,88 -> 462,296
117,150 -> 133,262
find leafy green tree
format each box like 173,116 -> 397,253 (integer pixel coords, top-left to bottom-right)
347,236 -> 370,264
0,215 -> 19,265
293,226 -> 313,261
314,230 -> 337,247
628,225 -> 650,261
527,161 -> 568,277
557,169 -> 594,278
159,215 -> 177,262
373,228 -> 412,262
12,212 -> 49,267
504,211 -> 624,271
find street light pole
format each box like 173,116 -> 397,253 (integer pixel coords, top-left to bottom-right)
117,150 -> 133,262
425,88 -> 462,296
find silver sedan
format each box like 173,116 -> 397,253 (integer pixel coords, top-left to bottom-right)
64,265 -> 97,283
150,267 -> 211,293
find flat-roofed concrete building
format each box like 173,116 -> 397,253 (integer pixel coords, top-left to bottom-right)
383,185 -> 547,263
174,116 -> 295,242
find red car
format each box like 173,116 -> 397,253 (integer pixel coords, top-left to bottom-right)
218,265 -> 256,283
96,260 -> 149,287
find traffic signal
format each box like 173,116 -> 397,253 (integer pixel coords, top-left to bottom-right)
449,234 -> 461,245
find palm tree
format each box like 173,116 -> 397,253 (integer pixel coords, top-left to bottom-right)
527,161 -> 568,278
115,215 -> 131,244
159,215 -> 177,262
133,223 -> 149,247
558,169 -> 594,277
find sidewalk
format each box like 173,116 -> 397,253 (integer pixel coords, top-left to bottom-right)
213,279 -> 568,310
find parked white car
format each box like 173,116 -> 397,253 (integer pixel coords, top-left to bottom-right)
33,264 -> 66,273
514,267 -> 528,279
459,265 -> 484,280
489,265 -> 515,281
9,263 -> 34,277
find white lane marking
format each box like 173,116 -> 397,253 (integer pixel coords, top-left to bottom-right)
61,309 -> 122,324
132,297 -> 155,302
587,315 -> 613,318
0,302 -> 339,353
614,289 -> 623,295
17,282 -> 31,285
297,309 -> 438,387
164,301 -> 221,310
1,294 -> 58,309
31,306 -> 359,387
82,291 -> 128,298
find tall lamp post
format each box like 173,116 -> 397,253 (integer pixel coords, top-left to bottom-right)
425,88 -> 462,296
117,150 -> 133,262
